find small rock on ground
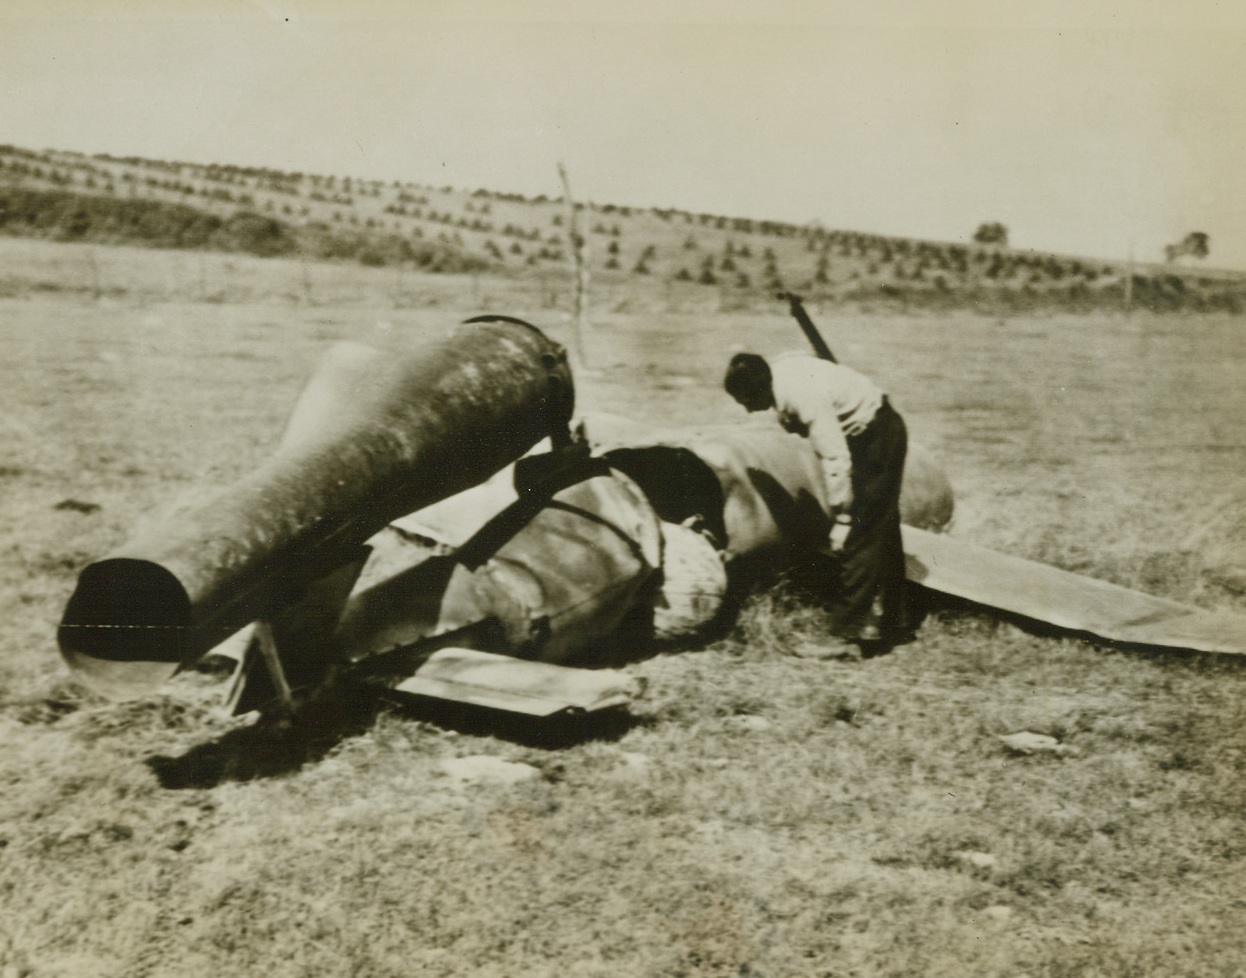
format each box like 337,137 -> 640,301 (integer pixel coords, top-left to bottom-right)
724,714 -> 772,732
999,731 -> 1074,756
440,755 -> 542,786
955,849 -> 998,870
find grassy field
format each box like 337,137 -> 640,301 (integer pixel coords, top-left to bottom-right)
1,237 -> 1244,977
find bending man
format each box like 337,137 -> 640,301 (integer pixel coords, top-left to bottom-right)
724,351 -> 914,652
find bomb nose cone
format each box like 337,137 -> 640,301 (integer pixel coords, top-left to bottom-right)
58,559 -> 193,699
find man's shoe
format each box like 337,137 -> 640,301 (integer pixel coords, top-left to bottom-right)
857,638 -> 893,659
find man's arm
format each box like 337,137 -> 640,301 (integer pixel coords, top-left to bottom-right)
773,379 -> 853,513
806,415 -> 854,552
807,414 -> 854,514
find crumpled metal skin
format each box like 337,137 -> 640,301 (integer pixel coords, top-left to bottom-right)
59,321 -> 572,698
338,462 -> 663,666
334,419 -> 954,668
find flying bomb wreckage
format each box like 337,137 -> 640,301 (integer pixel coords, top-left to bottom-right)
58,304 -> 1246,732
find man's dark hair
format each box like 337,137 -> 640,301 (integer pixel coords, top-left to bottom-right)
724,352 -> 772,401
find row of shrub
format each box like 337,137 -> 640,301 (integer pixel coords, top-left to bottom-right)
0,187 -> 491,273
818,278 -> 1244,315
2,177 -> 1242,313
0,186 -> 290,253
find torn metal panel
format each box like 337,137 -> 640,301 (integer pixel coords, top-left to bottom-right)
337,466 -> 663,664
396,647 -> 642,716
348,423 -> 956,668
386,461 -> 523,553
903,525 -> 1246,655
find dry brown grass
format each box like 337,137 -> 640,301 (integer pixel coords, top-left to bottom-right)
1,237 -> 1244,977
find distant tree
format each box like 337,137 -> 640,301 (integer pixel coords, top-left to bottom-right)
1164,232 -> 1209,262
973,222 -> 1009,247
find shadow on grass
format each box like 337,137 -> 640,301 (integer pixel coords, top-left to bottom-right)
146,681 -> 384,789
380,692 -> 645,750
147,682 -> 642,789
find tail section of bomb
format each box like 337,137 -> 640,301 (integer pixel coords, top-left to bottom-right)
58,319 -> 572,699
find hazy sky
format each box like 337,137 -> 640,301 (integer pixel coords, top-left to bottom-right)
4,0 -> 1245,268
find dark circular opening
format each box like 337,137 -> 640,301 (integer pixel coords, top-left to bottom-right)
59,558 -> 193,666
603,446 -> 728,546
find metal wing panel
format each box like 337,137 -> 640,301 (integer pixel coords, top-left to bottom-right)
903,525 -> 1246,655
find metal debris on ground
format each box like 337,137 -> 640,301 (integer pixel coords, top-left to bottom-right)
397,648 -> 642,717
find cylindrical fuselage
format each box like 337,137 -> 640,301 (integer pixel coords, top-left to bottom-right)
59,321 -> 572,697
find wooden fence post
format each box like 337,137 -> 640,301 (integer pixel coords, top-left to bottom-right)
558,163 -> 590,366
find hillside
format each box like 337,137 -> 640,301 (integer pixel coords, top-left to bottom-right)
2,143 -> 1244,314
